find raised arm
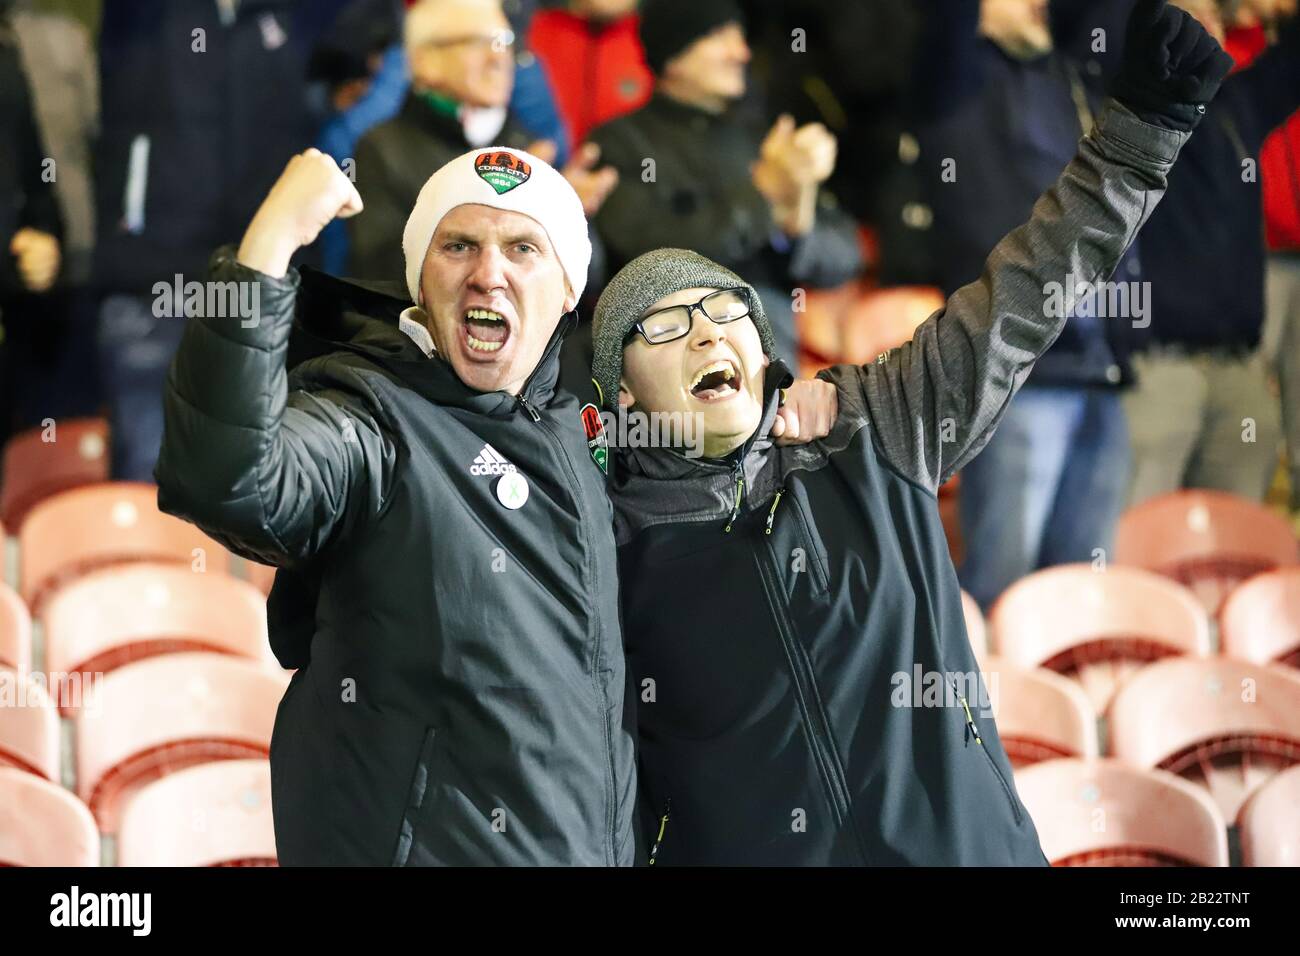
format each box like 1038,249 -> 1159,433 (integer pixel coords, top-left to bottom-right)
823,0 -> 1233,494
154,150 -> 394,566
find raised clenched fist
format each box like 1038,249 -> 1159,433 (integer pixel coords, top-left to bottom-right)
237,149 -> 363,277
1110,0 -> 1234,132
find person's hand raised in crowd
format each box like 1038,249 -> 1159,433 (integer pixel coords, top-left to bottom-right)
9,228 -> 61,293
237,148 -> 363,278
561,142 -> 619,217
1110,0 -> 1234,133
752,115 -> 837,238
525,139 -> 559,165
771,377 -> 838,445
527,140 -> 618,215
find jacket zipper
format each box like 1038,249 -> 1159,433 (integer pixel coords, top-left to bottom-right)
958,691 -> 982,745
647,798 -> 671,866
723,461 -> 745,532
532,410 -> 620,861
950,678 -> 1023,825
514,372 -> 620,863
719,365 -> 791,535
504,313 -> 621,863
509,309 -> 575,412
713,447 -> 854,838
764,488 -> 785,534
754,531 -> 869,862
716,373 -> 867,856
515,393 -> 541,422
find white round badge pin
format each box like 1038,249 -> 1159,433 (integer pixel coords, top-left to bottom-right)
496,471 -> 529,510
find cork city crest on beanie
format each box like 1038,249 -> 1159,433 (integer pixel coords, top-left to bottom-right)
401,146 -> 591,306
591,248 -> 775,410
638,0 -> 745,75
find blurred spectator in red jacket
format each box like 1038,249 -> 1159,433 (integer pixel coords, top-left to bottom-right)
528,1 -> 652,151
1228,0 -> 1300,510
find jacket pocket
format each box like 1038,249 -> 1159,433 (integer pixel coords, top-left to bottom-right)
950,679 -> 1023,826
391,727 -> 440,866
976,733 -> 1024,826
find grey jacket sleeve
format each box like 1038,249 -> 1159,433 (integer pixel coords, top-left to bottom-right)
820,101 -> 1188,495
154,246 -> 394,566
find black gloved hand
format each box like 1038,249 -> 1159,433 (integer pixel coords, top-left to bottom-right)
1109,0 -> 1234,132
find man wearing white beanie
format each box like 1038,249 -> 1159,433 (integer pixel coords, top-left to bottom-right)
397,145 -> 592,393
152,144 -> 632,866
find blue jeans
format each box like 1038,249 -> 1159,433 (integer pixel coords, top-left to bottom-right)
97,293 -> 188,482
957,386 -> 1130,610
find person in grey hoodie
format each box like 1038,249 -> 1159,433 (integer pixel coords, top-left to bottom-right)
588,0 -> 1230,864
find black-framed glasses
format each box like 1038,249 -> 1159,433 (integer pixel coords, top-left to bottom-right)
627,288 -> 752,346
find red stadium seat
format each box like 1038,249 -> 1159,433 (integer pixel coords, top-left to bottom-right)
1109,657 -> 1300,821
990,563 -> 1211,713
0,673 -> 60,781
1237,762 -> 1300,866
795,282 -> 859,376
1220,567 -> 1300,670
0,417 -> 109,532
1115,490 -> 1300,614
796,283 -> 946,376
75,652 -> 287,833
19,483 -> 232,614
0,582 -> 31,674
841,285 -> 946,365
1014,758 -> 1229,866
43,562 -> 273,715
118,759 -> 276,867
980,657 -> 1098,766
0,767 -> 99,866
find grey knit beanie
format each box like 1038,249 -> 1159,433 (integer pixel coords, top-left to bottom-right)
591,248 -> 774,409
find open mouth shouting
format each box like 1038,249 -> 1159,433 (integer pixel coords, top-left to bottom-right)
463,307 -> 511,359
689,358 -> 742,403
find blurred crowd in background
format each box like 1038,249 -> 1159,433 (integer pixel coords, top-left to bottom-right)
1,0 -> 1297,612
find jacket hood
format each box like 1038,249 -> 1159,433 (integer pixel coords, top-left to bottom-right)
289,265 -> 571,416
610,359 -> 793,531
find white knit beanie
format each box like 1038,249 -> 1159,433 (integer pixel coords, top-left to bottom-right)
401,146 -> 591,306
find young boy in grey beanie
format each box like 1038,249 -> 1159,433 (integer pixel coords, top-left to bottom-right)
591,0 -> 1230,865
